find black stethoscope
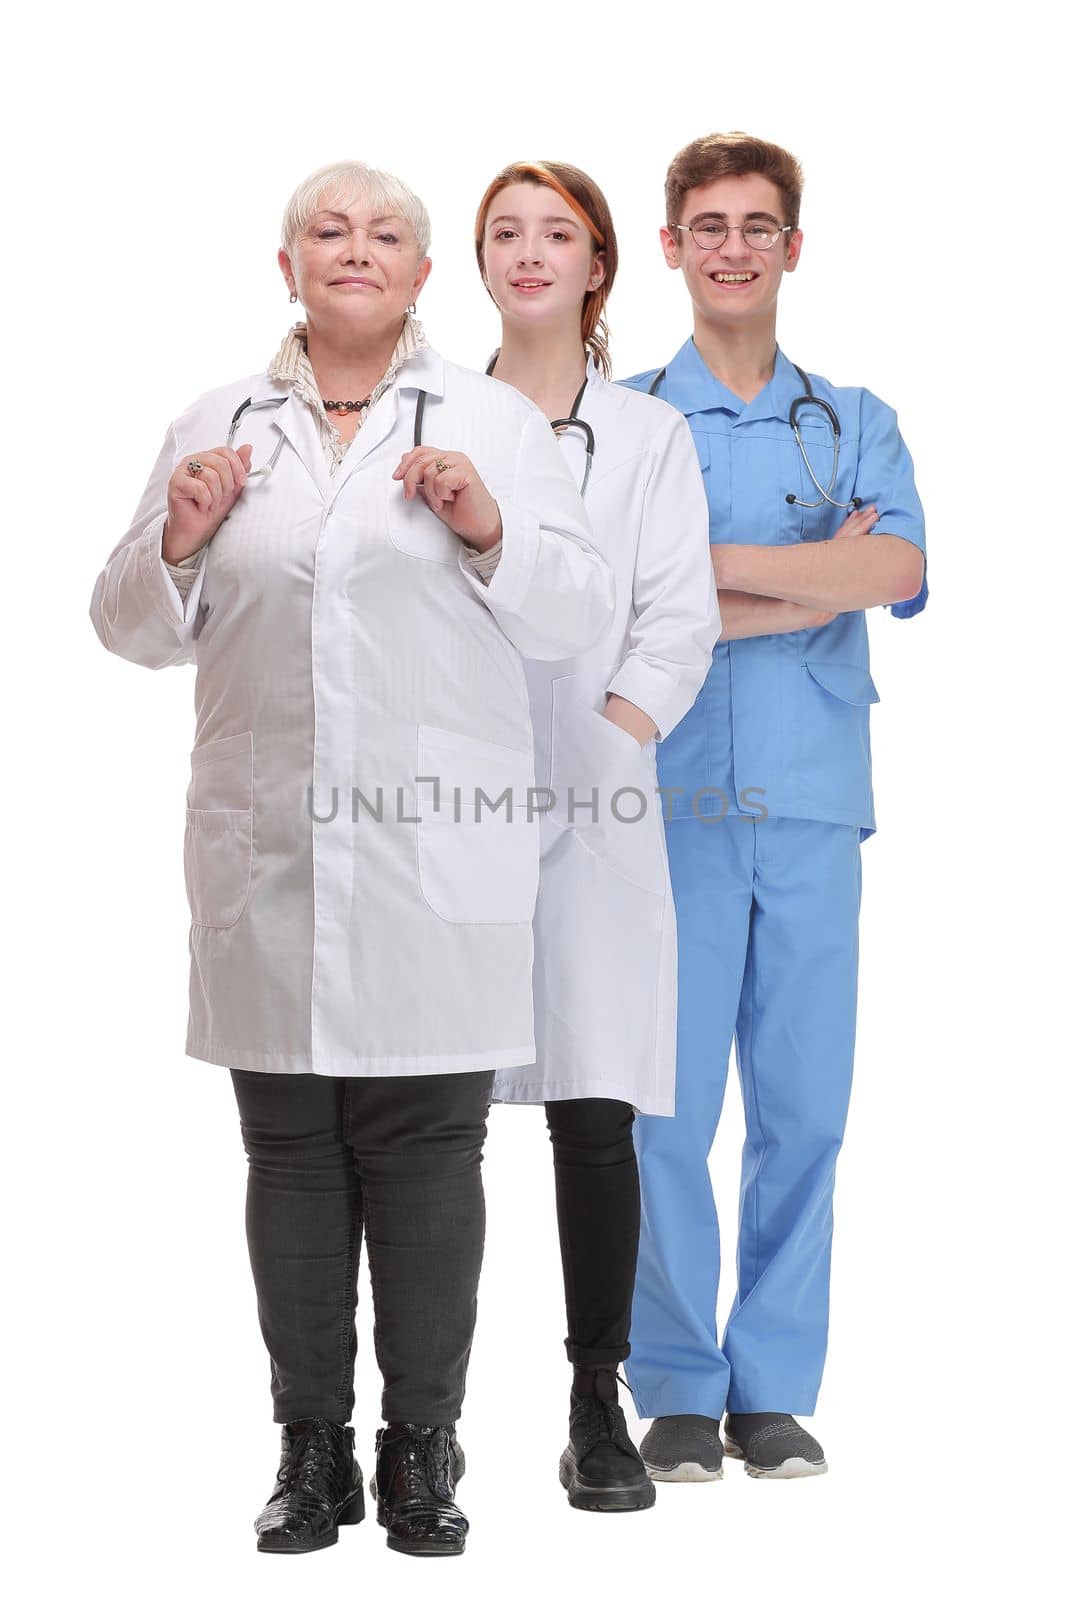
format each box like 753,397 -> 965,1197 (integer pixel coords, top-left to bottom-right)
648,357 -> 861,512
227,388 -> 441,479
231,356 -> 601,495
485,353 -> 595,496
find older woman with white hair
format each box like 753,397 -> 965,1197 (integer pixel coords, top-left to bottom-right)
90,160 -> 613,1559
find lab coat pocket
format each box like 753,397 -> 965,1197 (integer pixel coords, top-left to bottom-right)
183,731 -> 254,930
549,677 -> 664,897
386,481 -> 462,564
415,723 -> 539,924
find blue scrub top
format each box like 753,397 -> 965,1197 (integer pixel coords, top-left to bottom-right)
622,340 -> 927,839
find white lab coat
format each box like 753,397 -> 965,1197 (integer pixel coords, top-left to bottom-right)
492,355 -> 721,1116
90,344 -> 615,1076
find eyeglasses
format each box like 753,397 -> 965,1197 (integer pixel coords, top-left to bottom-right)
671,221 -> 794,252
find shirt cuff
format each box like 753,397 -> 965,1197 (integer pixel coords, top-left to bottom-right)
140,515 -> 204,622
605,658 -> 695,744
461,537 -> 504,585
163,548 -> 204,598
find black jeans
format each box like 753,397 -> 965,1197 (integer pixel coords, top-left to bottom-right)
230,1068 -> 494,1428
546,1097 -> 640,1370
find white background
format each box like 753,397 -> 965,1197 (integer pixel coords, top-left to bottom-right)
6,2 -> 1062,1595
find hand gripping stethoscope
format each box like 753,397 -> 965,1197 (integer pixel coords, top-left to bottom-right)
485,353 -> 595,497
226,388 -> 442,480
647,358 -> 861,512
230,363 -> 598,495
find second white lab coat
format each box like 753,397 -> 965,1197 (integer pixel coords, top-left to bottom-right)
492,355 -> 720,1116
90,344 -> 614,1076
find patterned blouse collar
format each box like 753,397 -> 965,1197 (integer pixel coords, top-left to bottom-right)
266,312 -> 428,473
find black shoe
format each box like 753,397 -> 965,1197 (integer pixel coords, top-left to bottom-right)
723,1412 -> 828,1478
640,1414 -> 724,1482
370,1423 -> 468,1557
254,1416 -> 365,1553
559,1368 -> 656,1512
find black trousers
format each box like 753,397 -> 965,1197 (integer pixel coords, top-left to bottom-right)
230,1071 -> 641,1424
230,1068 -> 494,1427
545,1097 -> 640,1370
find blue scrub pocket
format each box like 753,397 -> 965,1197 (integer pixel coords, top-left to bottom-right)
802,661 -> 880,706
797,660 -> 879,824
781,422 -> 859,542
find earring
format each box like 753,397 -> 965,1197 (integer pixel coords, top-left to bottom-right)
406,303 -> 417,314
289,291 -> 297,304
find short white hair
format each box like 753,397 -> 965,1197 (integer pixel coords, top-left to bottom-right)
280,161 -> 431,259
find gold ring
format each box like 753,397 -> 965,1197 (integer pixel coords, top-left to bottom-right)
433,458 -> 450,472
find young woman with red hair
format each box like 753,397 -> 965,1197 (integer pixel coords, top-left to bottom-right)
476,162 -> 720,1511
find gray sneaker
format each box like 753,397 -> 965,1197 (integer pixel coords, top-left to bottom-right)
723,1412 -> 827,1479
639,1415 -> 724,1482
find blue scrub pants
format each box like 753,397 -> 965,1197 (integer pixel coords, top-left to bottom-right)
626,814 -> 862,1420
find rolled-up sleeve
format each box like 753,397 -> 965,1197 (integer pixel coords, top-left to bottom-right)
89,423 -> 207,668
606,412 -> 720,741
458,409 -> 615,659
856,389 -> 928,619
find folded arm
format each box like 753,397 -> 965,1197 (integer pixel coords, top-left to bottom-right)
713,529 -> 923,613
714,391 -> 928,617
717,589 -> 838,640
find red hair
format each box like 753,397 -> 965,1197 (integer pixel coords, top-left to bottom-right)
474,161 -> 618,377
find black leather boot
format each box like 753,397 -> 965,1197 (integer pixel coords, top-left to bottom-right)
254,1416 -> 365,1553
559,1367 -> 656,1512
370,1423 -> 468,1556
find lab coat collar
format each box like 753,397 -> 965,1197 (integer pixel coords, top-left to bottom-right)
242,344 -> 447,503
245,373 -> 330,501
657,336 -> 800,423
393,341 -> 445,398
324,343 -> 446,501
568,349 -> 606,410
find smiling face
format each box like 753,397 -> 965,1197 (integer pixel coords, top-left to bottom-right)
481,182 -> 605,333
661,172 -> 801,328
278,192 -> 431,336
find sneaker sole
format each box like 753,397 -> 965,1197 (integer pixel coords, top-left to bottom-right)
723,1439 -> 828,1479
255,1485 -> 365,1552
559,1447 -> 656,1512
643,1460 -> 724,1483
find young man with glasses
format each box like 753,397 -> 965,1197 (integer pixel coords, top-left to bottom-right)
621,132 -> 927,1482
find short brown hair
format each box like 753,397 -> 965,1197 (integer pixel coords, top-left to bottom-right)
665,132 -> 804,231
474,161 -> 619,377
